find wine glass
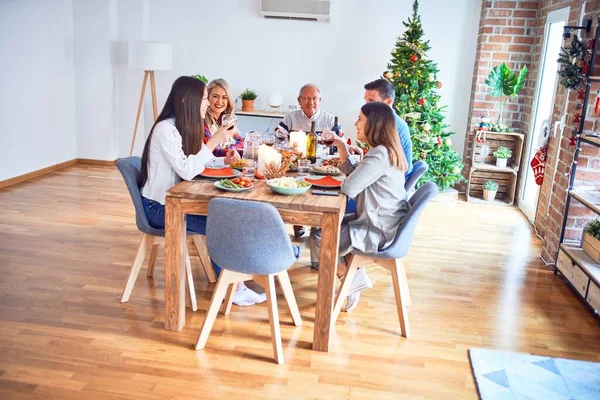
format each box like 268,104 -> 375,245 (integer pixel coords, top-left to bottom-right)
221,114 -> 238,147
276,130 -> 288,149
263,132 -> 276,147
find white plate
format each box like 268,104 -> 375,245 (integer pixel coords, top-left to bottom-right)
205,158 -> 226,169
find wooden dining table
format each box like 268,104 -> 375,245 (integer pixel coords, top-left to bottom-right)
164,176 -> 346,352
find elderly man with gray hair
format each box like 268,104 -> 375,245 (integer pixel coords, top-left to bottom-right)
277,84 -> 337,239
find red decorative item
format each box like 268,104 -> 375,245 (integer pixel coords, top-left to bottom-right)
418,98 -> 426,106
583,63 -> 589,75
569,136 -> 577,146
589,39 -> 595,49
436,81 -> 442,88
529,145 -> 547,185
410,54 -> 419,62
347,138 -> 352,145
573,113 -> 581,124
594,90 -> 600,114
435,137 -> 443,147
578,89 -> 586,100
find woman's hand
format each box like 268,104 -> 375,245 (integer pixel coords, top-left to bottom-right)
348,145 -> 364,161
322,129 -> 345,147
205,123 -> 235,150
224,149 -> 240,165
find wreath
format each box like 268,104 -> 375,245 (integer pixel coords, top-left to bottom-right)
557,36 -> 592,90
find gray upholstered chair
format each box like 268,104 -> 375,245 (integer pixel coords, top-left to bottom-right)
333,182 -> 438,338
405,160 -> 429,196
195,198 -> 302,364
116,157 -> 216,310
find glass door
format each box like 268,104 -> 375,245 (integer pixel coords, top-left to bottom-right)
519,7 -> 569,222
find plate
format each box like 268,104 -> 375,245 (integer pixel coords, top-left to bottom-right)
304,175 -> 344,188
197,168 -> 241,179
214,180 -> 252,192
266,178 -> 312,196
205,158 -> 225,169
310,165 -> 342,176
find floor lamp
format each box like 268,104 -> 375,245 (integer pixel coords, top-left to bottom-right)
128,42 -> 172,156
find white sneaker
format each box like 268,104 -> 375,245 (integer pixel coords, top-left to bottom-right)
232,286 -> 267,307
346,268 -> 373,296
342,292 -> 360,312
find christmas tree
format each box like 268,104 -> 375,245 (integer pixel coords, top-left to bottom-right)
383,0 -> 464,190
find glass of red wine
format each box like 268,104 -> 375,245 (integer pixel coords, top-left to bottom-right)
322,130 -> 335,147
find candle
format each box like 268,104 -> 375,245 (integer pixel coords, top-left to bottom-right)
257,144 -> 282,175
289,131 -> 307,156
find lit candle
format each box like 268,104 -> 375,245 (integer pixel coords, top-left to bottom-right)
257,144 -> 282,175
289,131 -> 307,156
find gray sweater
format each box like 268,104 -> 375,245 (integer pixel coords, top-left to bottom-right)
340,145 -> 409,253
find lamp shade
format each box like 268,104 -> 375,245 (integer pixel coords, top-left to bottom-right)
128,41 -> 172,70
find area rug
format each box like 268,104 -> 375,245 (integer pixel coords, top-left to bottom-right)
469,348 -> 600,399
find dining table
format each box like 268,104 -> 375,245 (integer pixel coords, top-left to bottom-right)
164,172 -> 346,352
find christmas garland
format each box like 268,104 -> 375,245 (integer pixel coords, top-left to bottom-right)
557,36 -> 592,90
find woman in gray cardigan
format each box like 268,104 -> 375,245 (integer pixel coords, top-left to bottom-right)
309,102 -> 409,312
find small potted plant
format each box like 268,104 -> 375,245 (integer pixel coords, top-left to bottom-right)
240,89 -> 258,112
483,180 -> 498,201
493,146 -> 512,168
583,218 -> 600,263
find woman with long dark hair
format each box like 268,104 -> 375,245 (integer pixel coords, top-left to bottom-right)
140,76 -> 267,306
309,102 -> 409,312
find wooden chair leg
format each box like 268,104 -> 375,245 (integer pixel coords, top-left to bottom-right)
398,260 -> 411,307
184,246 -> 197,312
121,233 -> 153,303
146,244 -> 160,278
195,271 -> 233,350
276,270 -> 302,327
332,254 -> 359,324
221,283 -> 235,315
261,275 -> 284,364
389,258 -> 410,338
192,235 -> 216,283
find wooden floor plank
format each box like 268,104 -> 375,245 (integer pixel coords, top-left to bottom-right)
0,164 -> 599,399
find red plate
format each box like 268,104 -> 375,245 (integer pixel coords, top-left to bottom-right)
304,175 -> 343,188
197,167 -> 239,179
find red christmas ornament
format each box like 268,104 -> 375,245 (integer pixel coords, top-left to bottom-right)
569,136 -> 577,146
418,98 -> 426,106
589,39 -> 595,49
410,54 -> 419,63
435,137 -> 443,147
346,138 -> 352,145
529,145 -> 547,185
578,89 -> 586,100
583,63 -> 589,75
573,113 -> 581,124
436,81 -> 442,89
594,90 -> 600,114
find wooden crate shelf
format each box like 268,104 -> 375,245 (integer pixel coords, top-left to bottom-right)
466,131 -> 524,206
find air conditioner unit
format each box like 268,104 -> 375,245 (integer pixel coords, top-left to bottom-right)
260,0 -> 331,22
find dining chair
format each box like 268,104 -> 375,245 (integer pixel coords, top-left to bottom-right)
116,157 -> 217,310
405,160 -> 429,196
195,198 -> 302,364
332,182 -> 438,338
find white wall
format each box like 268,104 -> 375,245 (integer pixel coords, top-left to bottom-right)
137,0 -> 480,156
0,0 -> 77,181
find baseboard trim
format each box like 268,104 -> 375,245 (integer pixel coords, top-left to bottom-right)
0,158 -> 117,189
76,158 -> 117,167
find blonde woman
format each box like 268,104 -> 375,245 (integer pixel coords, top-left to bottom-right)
203,79 -> 244,158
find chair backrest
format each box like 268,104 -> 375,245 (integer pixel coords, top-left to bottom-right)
206,198 -> 297,275
404,160 -> 429,194
376,181 -> 438,259
116,156 -> 163,236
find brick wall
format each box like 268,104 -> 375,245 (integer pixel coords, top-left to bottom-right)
463,0 -> 538,171
464,0 -> 600,265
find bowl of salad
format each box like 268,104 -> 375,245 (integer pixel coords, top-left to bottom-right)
266,177 -> 312,196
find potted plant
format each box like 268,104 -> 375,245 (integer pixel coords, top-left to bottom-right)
483,180 -> 498,201
485,63 -> 528,131
493,146 -> 512,168
191,74 -> 208,84
583,218 -> 600,263
240,89 -> 258,112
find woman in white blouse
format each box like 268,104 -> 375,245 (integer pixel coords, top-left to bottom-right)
310,102 -> 409,312
139,76 -> 267,306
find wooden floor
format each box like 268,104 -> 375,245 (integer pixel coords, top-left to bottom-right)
0,165 -> 599,399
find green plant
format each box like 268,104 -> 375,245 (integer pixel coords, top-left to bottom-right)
483,180 -> 498,191
240,89 -> 257,101
586,218 -> 600,240
191,74 -> 208,84
485,62 -> 528,125
493,146 -> 512,159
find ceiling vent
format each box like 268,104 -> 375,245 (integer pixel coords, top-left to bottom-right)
260,0 -> 331,22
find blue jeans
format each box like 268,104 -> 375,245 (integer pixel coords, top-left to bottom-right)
345,198 -> 356,214
142,197 -> 221,275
